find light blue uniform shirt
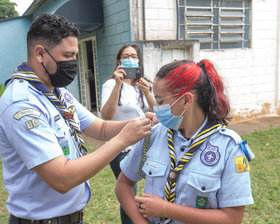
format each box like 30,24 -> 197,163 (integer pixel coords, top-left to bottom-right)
121,117 -> 254,224
0,79 -> 96,219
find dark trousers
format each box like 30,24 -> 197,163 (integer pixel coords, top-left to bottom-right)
110,151 -> 137,224
9,215 -> 83,224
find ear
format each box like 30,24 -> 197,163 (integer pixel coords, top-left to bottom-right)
33,45 -> 45,63
182,92 -> 194,109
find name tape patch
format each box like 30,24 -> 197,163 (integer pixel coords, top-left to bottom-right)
14,108 -> 41,120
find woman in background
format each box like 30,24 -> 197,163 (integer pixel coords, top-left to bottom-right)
101,43 -> 155,224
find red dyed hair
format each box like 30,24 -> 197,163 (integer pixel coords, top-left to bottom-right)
156,60 -> 231,125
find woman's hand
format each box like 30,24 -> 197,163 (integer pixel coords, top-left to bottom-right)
113,65 -> 125,85
137,77 -> 151,94
135,193 -> 168,219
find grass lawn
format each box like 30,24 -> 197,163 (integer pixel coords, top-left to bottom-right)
0,127 -> 279,223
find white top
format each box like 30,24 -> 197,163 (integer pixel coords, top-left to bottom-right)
101,79 -> 151,151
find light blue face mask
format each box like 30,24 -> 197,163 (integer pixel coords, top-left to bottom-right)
153,95 -> 186,130
121,59 -> 139,68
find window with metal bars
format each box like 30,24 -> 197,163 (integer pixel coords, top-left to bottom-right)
178,0 -> 251,49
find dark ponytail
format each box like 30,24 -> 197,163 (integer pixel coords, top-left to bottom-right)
197,60 -> 231,125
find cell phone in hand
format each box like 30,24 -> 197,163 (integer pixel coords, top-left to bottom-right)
123,67 -> 142,79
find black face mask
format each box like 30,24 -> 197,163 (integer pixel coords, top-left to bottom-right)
42,48 -> 79,87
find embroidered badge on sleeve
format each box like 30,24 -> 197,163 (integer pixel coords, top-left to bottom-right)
25,119 -> 39,130
235,156 -> 250,173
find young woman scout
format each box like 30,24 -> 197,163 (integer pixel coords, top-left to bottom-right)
115,59 -> 254,224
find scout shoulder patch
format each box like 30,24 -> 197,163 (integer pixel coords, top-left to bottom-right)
200,142 -> 220,166
13,108 -> 41,120
235,156 -> 250,173
25,119 -> 39,130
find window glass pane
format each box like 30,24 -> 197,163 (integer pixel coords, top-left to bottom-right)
179,0 -> 185,6
213,8 -> 219,24
245,9 -> 250,24
187,17 -> 212,24
187,26 -> 212,33
221,10 -> 243,16
213,42 -> 218,49
178,7 -> 185,25
221,34 -> 243,41
221,17 -> 244,25
179,25 -> 185,39
187,0 -> 211,7
186,9 -> 212,16
244,41 -> 249,48
221,26 -> 243,32
213,25 -> 219,41
221,42 -> 242,48
244,25 -> 250,40
213,0 -> 219,7
200,43 -> 212,49
245,0 -> 251,7
182,0 -> 251,49
187,34 -> 212,42
220,0 -> 242,7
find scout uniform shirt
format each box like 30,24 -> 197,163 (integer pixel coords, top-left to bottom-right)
0,78 -> 96,220
120,117 -> 254,224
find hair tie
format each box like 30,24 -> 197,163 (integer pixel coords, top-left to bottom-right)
197,62 -> 211,85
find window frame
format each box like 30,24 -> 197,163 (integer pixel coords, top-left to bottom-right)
178,0 -> 251,50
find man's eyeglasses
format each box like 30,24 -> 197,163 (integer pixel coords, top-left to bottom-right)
120,54 -> 138,60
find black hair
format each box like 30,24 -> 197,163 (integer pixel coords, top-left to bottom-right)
111,43 -> 151,109
27,14 -> 80,57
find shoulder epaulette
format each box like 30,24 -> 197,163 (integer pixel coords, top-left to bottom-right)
219,127 -> 242,145
12,79 -> 29,102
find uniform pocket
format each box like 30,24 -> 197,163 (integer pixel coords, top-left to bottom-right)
183,170 -> 221,208
187,170 -> 221,193
142,160 -> 168,196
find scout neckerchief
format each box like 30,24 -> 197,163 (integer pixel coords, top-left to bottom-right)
160,120 -> 224,224
5,62 -> 87,156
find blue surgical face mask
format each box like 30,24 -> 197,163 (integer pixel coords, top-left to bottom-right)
153,95 -> 185,130
121,59 -> 139,68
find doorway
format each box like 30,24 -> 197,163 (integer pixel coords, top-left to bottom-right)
78,37 -> 100,115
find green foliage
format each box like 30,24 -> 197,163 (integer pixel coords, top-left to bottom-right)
0,128 -> 279,223
0,0 -> 18,20
241,127 -> 280,224
0,84 -> 5,97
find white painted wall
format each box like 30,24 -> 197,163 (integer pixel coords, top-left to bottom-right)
133,0 -> 177,40
200,0 -> 279,120
132,0 -> 280,121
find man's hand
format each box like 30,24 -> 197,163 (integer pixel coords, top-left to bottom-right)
145,112 -> 159,126
118,117 -> 151,147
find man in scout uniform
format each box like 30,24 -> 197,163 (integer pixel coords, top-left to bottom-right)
0,13 -> 151,224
